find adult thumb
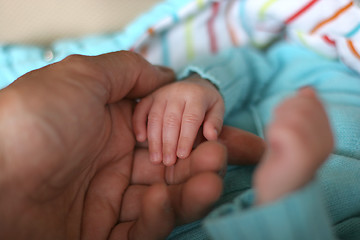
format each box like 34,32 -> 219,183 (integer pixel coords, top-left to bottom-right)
89,51 -> 175,102
219,126 -> 266,165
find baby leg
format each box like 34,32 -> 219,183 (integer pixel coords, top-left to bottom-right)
254,87 -> 334,205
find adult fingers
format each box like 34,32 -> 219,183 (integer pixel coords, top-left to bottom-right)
81,157 -> 132,240
9,51 -> 175,104
118,174 -> 222,239
111,184 -> 175,240
162,100 -> 185,166
131,148 -> 166,185
168,172 -> 223,225
87,51 -> 175,102
166,141 -> 227,185
113,172 -> 222,240
130,141 -> 226,186
120,142 -> 227,233
133,96 -> 154,142
219,126 -> 266,165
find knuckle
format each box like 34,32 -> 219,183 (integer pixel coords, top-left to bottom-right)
164,113 -> 180,128
179,135 -> 194,144
63,54 -> 86,62
118,50 -> 144,62
147,112 -> 162,127
183,112 -> 202,125
162,141 -> 175,151
62,54 -> 91,69
188,87 -> 205,99
61,54 -> 104,79
176,83 -> 204,98
118,51 -> 151,74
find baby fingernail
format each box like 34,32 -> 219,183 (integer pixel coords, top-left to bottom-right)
177,149 -> 186,159
136,134 -> 145,142
214,128 -> 218,137
151,152 -> 161,163
163,154 -> 174,166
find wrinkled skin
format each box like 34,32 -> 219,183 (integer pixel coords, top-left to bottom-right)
0,51 -> 265,240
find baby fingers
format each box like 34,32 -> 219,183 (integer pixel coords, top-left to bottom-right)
133,96 -> 153,142
147,99 -> 166,164
203,100 -> 225,141
176,101 -> 206,160
162,101 -> 185,166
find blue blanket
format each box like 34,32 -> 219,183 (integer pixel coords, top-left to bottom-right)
1,1 -> 359,239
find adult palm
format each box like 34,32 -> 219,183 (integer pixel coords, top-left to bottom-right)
0,52 -> 228,240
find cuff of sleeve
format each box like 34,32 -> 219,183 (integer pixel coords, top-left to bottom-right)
177,49 -> 251,119
204,181 -> 336,240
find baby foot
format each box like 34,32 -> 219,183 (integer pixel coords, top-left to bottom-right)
254,87 -> 334,205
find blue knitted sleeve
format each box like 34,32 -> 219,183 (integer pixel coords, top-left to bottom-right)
176,42 -> 360,239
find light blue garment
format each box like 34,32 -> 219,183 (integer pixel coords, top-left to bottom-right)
1,1 -> 359,239
168,42 -> 360,240
0,0 -> 194,89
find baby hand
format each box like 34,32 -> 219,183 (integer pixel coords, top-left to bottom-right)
133,74 -> 224,166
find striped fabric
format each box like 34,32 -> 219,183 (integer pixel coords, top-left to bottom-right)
1,0 -> 360,89
131,0 -> 360,74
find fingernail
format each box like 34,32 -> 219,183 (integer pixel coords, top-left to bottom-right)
151,152 -> 161,163
214,128 -> 218,138
177,149 -> 187,159
136,134 -> 145,142
163,154 -> 174,166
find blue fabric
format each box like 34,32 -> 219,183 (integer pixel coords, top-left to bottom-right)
0,0 -> 194,89
172,42 -> 360,239
1,0 -> 360,238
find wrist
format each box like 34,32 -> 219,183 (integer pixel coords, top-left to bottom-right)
183,73 -> 219,92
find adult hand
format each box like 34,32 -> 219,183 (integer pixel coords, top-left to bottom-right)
0,51 -> 230,240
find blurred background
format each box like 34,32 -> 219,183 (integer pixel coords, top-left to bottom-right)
0,0 -> 161,45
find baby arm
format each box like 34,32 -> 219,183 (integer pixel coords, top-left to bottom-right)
133,73 -> 224,166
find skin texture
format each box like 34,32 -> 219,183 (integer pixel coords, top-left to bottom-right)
0,49 -> 332,239
133,74 -> 224,166
0,51 -> 243,240
134,65 -> 334,208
